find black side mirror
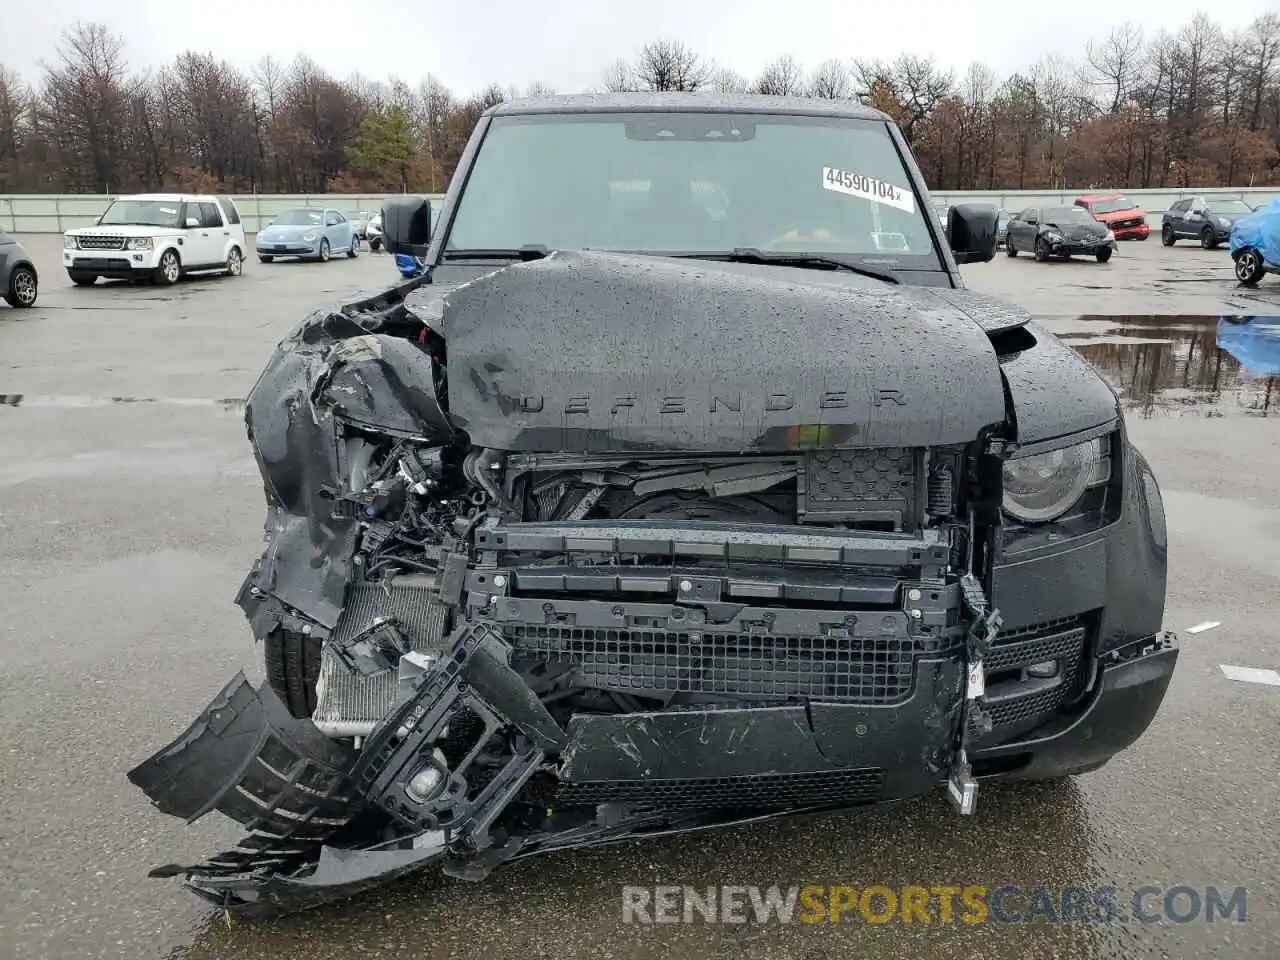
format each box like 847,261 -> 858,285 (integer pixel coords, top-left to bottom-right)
948,203 -> 999,264
382,197 -> 432,257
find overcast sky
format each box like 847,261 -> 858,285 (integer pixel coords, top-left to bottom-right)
2,0 -> 1278,94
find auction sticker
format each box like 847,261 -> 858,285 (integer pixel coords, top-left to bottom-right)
822,167 -> 915,213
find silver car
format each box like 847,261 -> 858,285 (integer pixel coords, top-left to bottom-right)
1,231 -> 38,309
347,210 -> 374,239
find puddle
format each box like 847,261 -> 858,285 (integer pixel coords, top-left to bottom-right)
1057,314 -> 1278,417
0,394 -> 245,412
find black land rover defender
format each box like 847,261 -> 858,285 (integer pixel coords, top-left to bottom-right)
129,93 -> 1177,913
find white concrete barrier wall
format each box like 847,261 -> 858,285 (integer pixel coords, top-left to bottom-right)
0,194 -> 448,234
4,187 -> 1280,234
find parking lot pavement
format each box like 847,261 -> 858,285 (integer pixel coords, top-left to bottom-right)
962,234 -> 1280,316
2,234 -> 1278,960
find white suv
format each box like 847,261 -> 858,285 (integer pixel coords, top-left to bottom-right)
63,193 -> 248,286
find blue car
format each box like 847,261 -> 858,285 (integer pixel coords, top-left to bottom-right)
256,208 -> 359,263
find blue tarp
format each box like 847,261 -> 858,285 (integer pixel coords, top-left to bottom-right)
1217,317 -> 1280,376
1228,198 -> 1280,263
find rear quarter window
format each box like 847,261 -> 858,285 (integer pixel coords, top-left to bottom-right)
216,196 -> 242,225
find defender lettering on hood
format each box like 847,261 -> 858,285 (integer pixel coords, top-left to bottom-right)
444,250 -> 1008,453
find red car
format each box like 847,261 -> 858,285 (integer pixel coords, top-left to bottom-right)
1074,194 -> 1150,240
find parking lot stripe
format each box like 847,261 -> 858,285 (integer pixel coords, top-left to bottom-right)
1219,665 -> 1280,686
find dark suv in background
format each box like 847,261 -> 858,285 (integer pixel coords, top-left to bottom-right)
1161,197 -> 1255,249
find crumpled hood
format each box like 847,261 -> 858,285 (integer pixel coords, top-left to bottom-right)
1043,220 -> 1109,241
439,250 -> 1014,453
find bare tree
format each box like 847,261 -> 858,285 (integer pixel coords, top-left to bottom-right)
890,54 -> 954,143
707,65 -> 748,94
39,23 -> 137,192
600,58 -> 637,93
1242,13 -> 1280,130
808,59 -> 851,99
1086,23 -> 1145,113
635,40 -> 709,92
751,55 -> 804,96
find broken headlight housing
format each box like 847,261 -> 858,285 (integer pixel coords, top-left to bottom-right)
1002,436 -> 1110,523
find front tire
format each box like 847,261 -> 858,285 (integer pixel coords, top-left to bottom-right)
225,246 -> 243,277
1096,247 -> 1112,263
1235,248 -> 1266,286
1201,227 -> 1218,250
264,628 -> 321,719
259,254 -> 273,263
1034,238 -> 1049,262
1162,224 -> 1175,246
318,239 -> 331,262
4,265 -> 37,307
347,235 -> 359,258
369,237 -> 382,252
1006,240 -> 1017,257
69,271 -> 98,286
153,249 -> 181,285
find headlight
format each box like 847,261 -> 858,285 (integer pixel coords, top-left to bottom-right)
125,238 -> 153,250
1043,231 -> 1064,243
1003,437 -> 1111,523
1104,230 -> 1115,241
1216,217 -> 1230,228
303,231 -> 319,242
63,236 -> 79,249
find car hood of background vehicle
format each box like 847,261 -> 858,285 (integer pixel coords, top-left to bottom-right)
437,249 -> 1021,454
1043,220 -> 1109,241
260,225 -> 319,240
68,224 -> 180,238
1093,208 -> 1144,223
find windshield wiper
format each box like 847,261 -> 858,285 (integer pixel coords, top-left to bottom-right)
676,248 -> 899,284
441,244 -> 550,262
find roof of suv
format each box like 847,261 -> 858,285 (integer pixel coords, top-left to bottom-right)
486,91 -> 890,122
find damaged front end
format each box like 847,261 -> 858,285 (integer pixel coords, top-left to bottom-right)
129,255 -> 1019,914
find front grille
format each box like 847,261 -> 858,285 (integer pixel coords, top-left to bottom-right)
1114,218 -> 1143,229
510,625 -> 941,704
556,767 -> 885,809
76,235 -> 126,250
74,257 -> 133,270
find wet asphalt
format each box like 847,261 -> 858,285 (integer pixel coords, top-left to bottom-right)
0,235 -> 1277,959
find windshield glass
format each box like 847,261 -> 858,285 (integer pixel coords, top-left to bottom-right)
272,209 -> 325,226
1207,199 -> 1253,215
444,112 -> 941,268
1088,197 -> 1134,214
1043,207 -> 1096,224
98,199 -> 182,228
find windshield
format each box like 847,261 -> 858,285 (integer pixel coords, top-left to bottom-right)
1043,207 -> 1096,224
1088,197 -> 1135,214
272,209 -> 325,226
1207,200 -> 1253,215
443,112 -> 941,268
98,199 -> 182,228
